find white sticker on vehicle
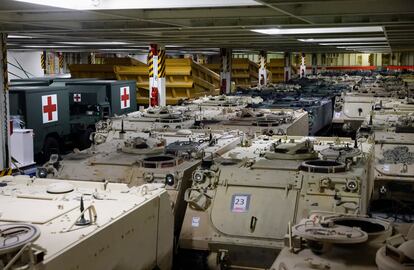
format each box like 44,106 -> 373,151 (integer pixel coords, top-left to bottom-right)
120,86 -> 130,109
73,93 -> 81,102
41,94 -> 58,123
192,217 -> 200,227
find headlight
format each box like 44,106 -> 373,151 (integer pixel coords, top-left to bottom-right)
37,167 -> 48,178
165,174 -> 175,186
192,170 -> 205,183
346,179 -> 358,192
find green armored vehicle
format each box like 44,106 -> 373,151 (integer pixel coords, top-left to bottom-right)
9,80 -> 137,160
66,80 -> 137,116
10,86 -> 102,159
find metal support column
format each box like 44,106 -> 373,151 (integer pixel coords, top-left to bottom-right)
0,33 -> 10,170
258,50 -> 267,87
311,53 -> 317,75
58,52 -> 64,74
220,48 -> 232,94
284,52 -> 291,82
299,53 -> 306,78
321,54 -> 327,72
88,53 -> 95,64
41,51 -> 47,75
148,44 -> 166,106
157,46 -> 166,107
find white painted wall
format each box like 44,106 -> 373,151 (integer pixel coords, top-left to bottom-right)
7,51 -> 44,80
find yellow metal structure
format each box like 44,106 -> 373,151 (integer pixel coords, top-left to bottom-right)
103,57 -> 145,66
269,58 -> 285,83
231,58 -> 259,88
115,58 -> 219,105
69,58 -> 219,105
69,64 -> 118,79
204,58 -> 260,88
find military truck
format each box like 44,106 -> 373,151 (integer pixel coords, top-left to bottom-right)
66,80 -> 137,116
9,80 -> 137,160
10,77 -> 92,87
10,78 -> 54,85
9,80 -> 51,87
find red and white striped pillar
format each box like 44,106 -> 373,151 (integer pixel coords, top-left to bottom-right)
220,48 -> 232,94
258,50 -> 268,87
299,53 -> 306,78
284,52 -> 292,82
148,44 -> 166,107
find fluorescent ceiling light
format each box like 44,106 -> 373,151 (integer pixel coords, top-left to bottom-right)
337,46 -> 390,49
7,35 -> 34,39
320,42 -> 388,46
14,0 -> 259,10
252,26 -> 383,35
60,41 -> 129,45
166,45 -> 184,48
99,48 -> 142,51
23,45 -> 75,48
299,37 -> 387,42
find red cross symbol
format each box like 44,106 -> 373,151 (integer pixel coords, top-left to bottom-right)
121,87 -> 129,107
74,94 -> 81,102
43,96 -> 57,121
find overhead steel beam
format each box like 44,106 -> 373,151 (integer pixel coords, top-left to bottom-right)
254,0 -> 314,24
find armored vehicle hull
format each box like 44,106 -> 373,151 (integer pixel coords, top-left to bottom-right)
0,175 -> 173,270
271,214 -> 393,270
200,108 -> 309,136
41,127 -> 242,237
179,135 -> 373,269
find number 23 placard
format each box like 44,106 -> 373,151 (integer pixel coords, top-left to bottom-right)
231,194 -> 251,213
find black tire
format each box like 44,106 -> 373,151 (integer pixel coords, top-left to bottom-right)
43,137 -> 60,162
80,128 -> 94,149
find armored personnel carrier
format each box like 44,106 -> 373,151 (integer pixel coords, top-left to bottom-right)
234,79 -> 349,135
332,75 -> 409,136
0,175 -> 173,270
39,127 -> 242,237
95,106 -> 196,133
271,213 -> 394,270
179,135 -> 373,269
176,96 -> 246,126
376,224 -> 414,270
353,75 -> 407,97
258,97 -> 332,135
369,131 -> 414,222
201,108 -> 309,136
358,102 -> 414,135
358,106 -> 414,222
191,95 -> 263,108
332,93 -> 396,136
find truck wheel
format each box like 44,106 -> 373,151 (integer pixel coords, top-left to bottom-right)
43,137 -> 60,161
80,128 -> 94,149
